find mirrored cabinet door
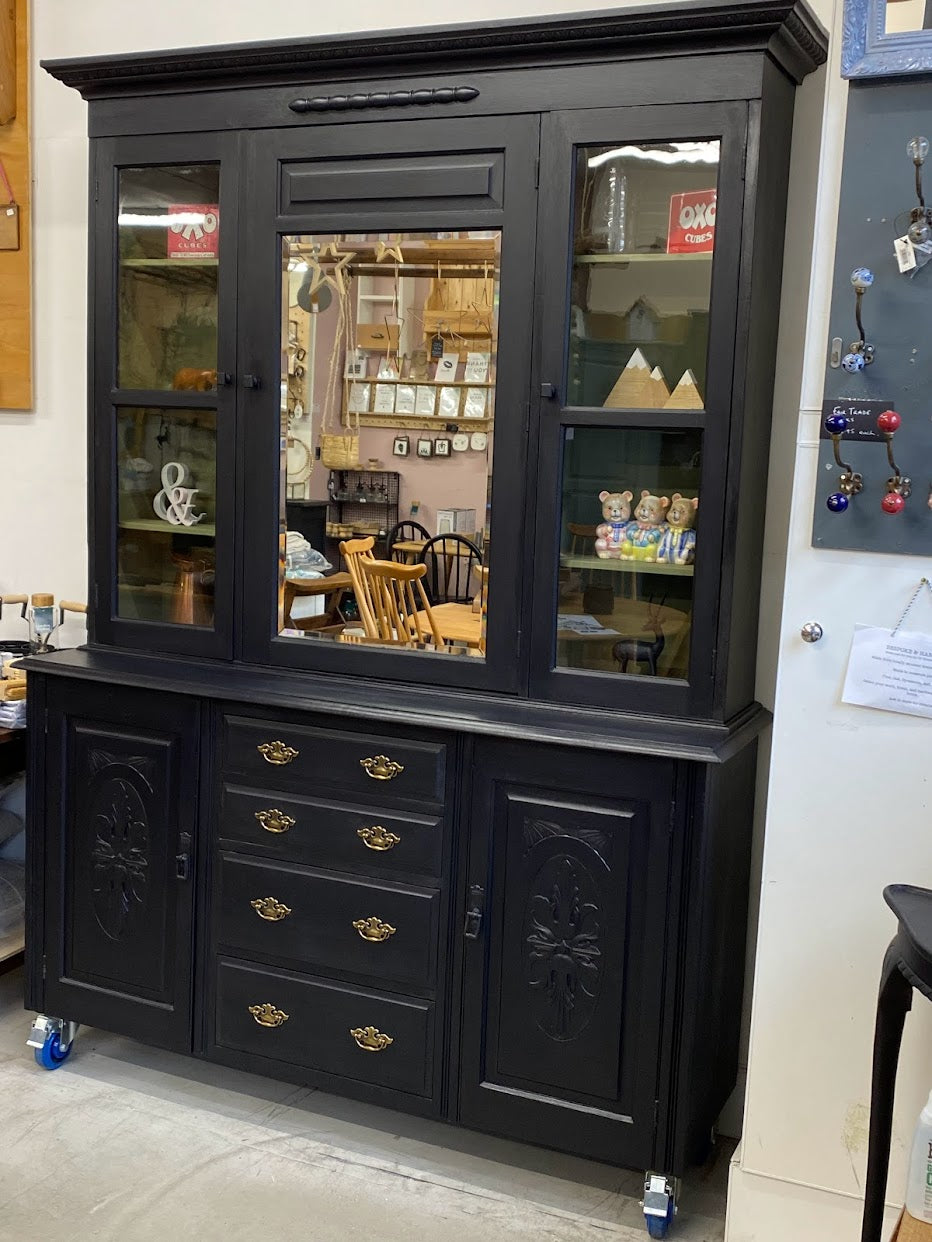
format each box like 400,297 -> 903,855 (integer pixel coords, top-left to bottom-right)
241,116 -> 539,692
531,104 -> 747,714
94,135 -> 238,658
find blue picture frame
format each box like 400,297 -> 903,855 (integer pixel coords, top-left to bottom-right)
843,0 -> 932,77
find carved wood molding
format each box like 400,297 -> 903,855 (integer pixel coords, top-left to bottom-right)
41,1 -> 828,99
290,86 -> 479,113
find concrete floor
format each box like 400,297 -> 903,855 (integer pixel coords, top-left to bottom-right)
0,966 -> 730,1241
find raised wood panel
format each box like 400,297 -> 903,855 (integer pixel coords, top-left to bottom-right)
41,680 -> 199,1052
0,0 -> 29,409
458,740 -> 676,1167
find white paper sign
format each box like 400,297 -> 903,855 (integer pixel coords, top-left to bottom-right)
842,624 -> 932,719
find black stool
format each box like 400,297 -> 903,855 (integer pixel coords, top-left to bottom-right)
862,884 -> 932,1242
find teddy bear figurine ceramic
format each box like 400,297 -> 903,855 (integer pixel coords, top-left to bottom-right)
594,489 -> 634,559
621,491 -> 670,561
657,493 -> 699,565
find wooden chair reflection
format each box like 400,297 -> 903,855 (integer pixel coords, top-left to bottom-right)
339,536 -> 378,634
360,559 -> 444,647
386,520 -> 431,562
567,522 -> 599,555
418,534 -> 483,604
339,537 -> 444,647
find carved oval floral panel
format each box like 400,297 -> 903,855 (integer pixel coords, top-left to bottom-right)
90,765 -> 151,941
524,853 -> 603,1041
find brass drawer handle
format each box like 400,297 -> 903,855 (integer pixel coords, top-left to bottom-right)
352,916 -> 396,942
255,808 -> 296,834
258,740 -> 299,766
360,754 -> 404,781
251,896 -> 292,922
357,824 -> 401,851
248,1002 -> 289,1027
349,1025 -> 393,1052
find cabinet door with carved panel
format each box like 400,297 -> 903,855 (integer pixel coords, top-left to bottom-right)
457,740 -> 676,1167
40,680 -> 199,1051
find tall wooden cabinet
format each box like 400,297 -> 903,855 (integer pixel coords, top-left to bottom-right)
28,5 -> 825,1235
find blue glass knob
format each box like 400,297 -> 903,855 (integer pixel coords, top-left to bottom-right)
908,136 -> 930,164
842,351 -> 866,372
824,413 -> 849,435
826,492 -> 849,512
850,267 -> 874,291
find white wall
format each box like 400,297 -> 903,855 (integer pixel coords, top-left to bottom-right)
6,3 -> 930,1238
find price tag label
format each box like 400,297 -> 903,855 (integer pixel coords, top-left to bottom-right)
894,235 -> 916,273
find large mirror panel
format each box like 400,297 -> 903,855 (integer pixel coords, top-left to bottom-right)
278,231 -> 501,660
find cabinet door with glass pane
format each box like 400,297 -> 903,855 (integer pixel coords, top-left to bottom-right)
240,115 -> 538,694
91,133 -> 239,658
530,104 -> 748,718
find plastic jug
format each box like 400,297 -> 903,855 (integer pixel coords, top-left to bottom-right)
906,1089 -> 932,1223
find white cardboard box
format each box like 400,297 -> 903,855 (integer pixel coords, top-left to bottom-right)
436,508 -> 477,537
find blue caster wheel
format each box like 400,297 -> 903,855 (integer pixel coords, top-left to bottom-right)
646,1206 -> 673,1238
643,1173 -> 676,1238
34,1031 -> 73,1070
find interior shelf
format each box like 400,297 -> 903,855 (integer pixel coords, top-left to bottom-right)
561,553 -> 694,577
574,252 -> 713,264
119,518 -> 216,536
121,258 -> 219,267
348,377 -> 495,388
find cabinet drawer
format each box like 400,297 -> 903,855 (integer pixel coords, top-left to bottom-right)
220,784 -> 444,880
218,854 -> 440,988
222,716 -> 446,806
215,958 -> 434,1097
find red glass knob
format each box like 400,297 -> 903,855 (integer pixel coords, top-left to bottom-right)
877,409 -> 901,433
882,492 -> 906,514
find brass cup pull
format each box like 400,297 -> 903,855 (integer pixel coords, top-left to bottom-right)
357,824 -> 401,851
258,740 -> 299,766
251,896 -> 292,922
349,1025 -> 393,1052
248,1002 -> 289,1028
255,808 -> 296,834
352,916 -> 396,942
359,754 -> 404,781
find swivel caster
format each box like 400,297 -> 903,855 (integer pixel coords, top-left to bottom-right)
643,1172 -> 677,1238
27,1015 -> 78,1070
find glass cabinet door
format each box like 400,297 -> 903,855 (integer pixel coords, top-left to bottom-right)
93,136 -> 237,658
531,105 -> 747,715
569,139 -> 720,410
117,166 -> 220,391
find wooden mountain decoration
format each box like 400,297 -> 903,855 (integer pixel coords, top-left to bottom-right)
641,365 -> 669,408
603,348 -> 651,408
664,369 -> 703,409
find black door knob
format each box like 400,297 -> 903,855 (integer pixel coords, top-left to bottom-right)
243,373 -> 261,390
540,382 -> 557,399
